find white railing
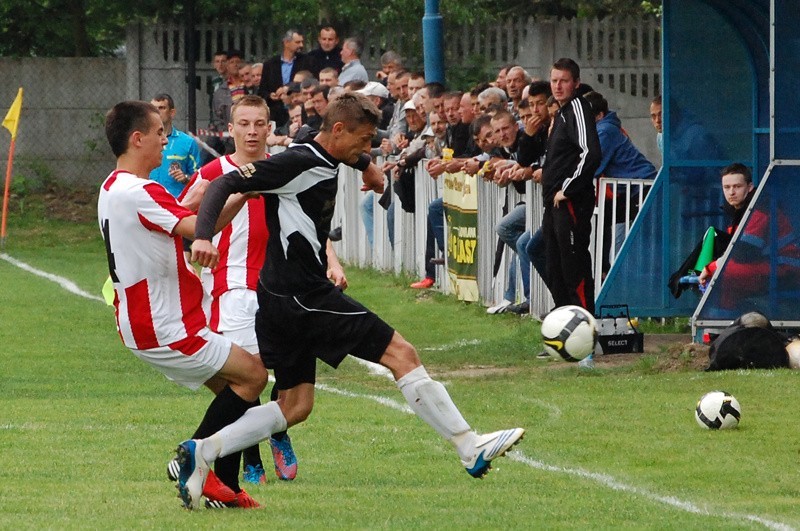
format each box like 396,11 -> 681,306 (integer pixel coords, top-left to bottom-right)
593,177 -> 655,295
332,165 -> 653,315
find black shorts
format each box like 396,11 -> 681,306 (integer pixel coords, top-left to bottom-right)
255,283 -> 395,390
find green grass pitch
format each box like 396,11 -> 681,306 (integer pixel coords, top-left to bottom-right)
1,199 -> 798,529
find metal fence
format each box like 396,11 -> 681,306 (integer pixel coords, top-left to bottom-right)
333,162 -> 653,317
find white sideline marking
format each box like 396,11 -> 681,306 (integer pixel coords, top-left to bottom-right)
22,264 -> 794,530
316,383 -> 412,414
0,253 -> 104,302
351,358 -> 394,379
317,381 -> 793,531
421,338 -> 481,352
508,452 -> 792,531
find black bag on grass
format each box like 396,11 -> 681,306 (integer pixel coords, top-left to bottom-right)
706,324 -> 788,371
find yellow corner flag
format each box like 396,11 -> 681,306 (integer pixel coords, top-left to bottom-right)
3,88 -> 23,140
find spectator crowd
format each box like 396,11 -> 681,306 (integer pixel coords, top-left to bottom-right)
184,26 -> 662,318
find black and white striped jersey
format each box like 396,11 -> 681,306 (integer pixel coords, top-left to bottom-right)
195,138 -> 342,296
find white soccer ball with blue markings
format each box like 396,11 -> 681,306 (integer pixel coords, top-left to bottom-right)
540,305 -> 597,362
695,391 -> 741,429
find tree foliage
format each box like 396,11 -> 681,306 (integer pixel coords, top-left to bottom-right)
0,0 -> 660,58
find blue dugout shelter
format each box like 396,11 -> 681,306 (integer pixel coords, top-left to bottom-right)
597,0 -> 800,331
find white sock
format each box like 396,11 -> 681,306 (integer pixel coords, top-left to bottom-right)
201,401 -> 288,462
397,366 -> 472,448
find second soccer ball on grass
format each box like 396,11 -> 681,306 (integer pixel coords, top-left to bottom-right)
540,305 -> 597,362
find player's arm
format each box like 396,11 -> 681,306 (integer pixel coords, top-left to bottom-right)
360,161 -> 384,193
191,163 -> 278,266
173,193 -> 248,239
326,240 -> 348,290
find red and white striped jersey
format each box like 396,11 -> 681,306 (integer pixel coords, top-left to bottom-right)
98,170 -> 206,350
182,156 -> 268,304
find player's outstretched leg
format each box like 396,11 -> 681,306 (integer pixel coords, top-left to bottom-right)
392,352 -> 524,479
460,428 -> 525,478
175,440 -> 210,510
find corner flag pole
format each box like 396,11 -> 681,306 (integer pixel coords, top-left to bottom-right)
1,87 -> 23,250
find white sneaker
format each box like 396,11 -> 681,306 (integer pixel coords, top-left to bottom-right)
175,439 -> 209,510
462,428 -> 525,478
578,354 -> 595,369
487,300 -> 513,314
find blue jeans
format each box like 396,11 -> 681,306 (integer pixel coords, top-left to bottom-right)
520,228 -> 546,286
424,197 -> 445,279
495,203 -> 529,301
360,191 -> 375,248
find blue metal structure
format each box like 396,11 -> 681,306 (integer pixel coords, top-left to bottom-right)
597,0 -> 799,327
422,0 -> 445,84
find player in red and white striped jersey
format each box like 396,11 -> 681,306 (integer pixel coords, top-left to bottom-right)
179,132 -> 268,348
99,101 -> 269,509
100,169 -> 207,350
179,96 -> 280,485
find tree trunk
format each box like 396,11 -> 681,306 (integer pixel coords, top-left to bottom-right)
66,0 -> 91,57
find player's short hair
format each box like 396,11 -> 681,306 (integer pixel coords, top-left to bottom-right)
444,91 -> 463,102
105,100 -> 158,158
226,49 -> 243,60
518,98 -> 531,110
721,162 -> 752,183
152,93 -> 175,110
552,57 -> 581,81
321,92 -> 380,132
230,95 -> 270,122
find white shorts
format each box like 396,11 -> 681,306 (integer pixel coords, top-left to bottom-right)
130,327 -> 232,390
206,288 -> 258,354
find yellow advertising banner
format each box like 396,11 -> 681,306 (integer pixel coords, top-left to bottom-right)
443,171 -> 479,301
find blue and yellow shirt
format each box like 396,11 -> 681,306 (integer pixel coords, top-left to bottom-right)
149,127 -> 201,197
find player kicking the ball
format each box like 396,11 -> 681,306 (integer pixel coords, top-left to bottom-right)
176,93 -> 524,509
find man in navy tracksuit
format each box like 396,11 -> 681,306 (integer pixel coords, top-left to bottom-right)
540,58 -> 601,314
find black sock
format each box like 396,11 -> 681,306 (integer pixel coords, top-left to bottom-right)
270,383 -> 288,440
242,398 -> 263,469
192,385 -> 256,493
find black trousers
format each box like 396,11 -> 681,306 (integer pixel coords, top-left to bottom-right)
542,197 -> 595,314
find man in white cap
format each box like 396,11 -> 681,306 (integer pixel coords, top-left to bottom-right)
358,81 -> 393,130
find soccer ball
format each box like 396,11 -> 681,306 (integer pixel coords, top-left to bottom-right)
541,305 -> 597,362
786,338 -> 800,369
695,391 -> 741,429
